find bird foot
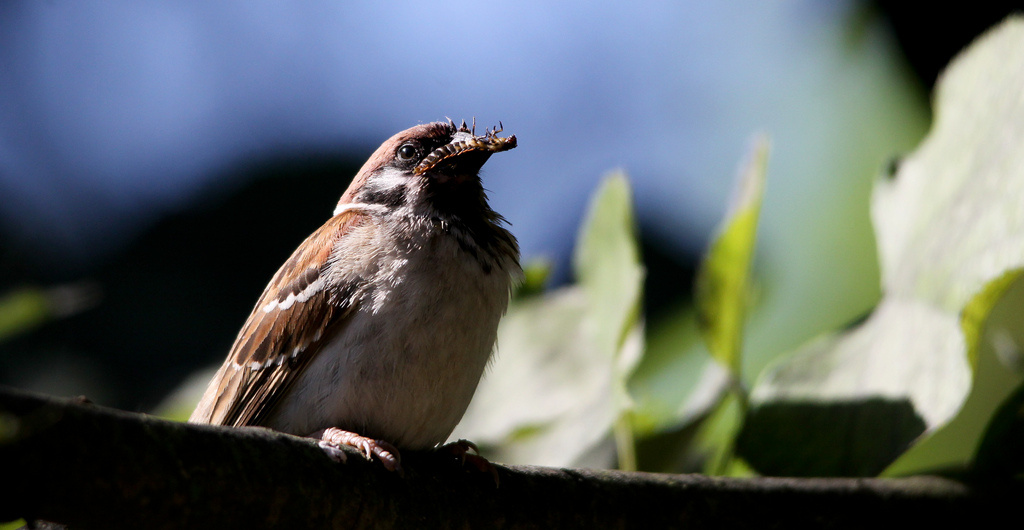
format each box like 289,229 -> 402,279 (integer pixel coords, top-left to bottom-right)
314,427 -> 402,473
439,439 -> 500,486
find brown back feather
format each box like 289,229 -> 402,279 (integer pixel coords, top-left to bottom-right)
190,210 -> 368,427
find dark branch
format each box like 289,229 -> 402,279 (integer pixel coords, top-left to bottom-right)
0,385 -> 1017,529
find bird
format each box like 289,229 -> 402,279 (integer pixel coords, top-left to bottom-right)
189,119 -> 520,472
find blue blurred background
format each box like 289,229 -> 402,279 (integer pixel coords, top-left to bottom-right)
0,1 -> 1015,409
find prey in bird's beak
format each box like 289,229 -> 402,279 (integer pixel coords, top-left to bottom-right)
414,119 -> 518,176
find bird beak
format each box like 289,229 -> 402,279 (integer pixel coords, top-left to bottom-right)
414,124 -> 517,176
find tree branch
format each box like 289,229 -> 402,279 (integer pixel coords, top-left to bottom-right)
0,385 -> 1015,529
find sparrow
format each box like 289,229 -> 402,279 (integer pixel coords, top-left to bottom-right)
189,119 -> 520,472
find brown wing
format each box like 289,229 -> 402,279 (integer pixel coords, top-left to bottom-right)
189,209 -> 368,427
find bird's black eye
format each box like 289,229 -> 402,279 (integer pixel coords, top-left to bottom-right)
397,143 -> 418,161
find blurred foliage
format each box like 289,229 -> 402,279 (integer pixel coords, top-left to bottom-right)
696,135 -> 768,380
0,289 -> 50,343
691,135 -> 769,475
0,284 -> 99,343
454,173 -> 645,469
458,15 -> 1024,480
742,16 -> 1024,478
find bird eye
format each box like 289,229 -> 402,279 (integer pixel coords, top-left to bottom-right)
397,143 -> 418,161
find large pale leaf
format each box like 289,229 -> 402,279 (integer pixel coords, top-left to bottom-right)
882,270 -> 1024,476
452,173 -> 645,468
742,17 -> 1024,476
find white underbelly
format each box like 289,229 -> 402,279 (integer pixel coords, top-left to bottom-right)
264,234 -> 512,449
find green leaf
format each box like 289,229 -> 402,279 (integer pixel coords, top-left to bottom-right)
752,298 -> 969,426
574,172 -> 646,469
628,306 -> 728,437
574,171 -> 645,355
626,138 -> 769,469
696,136 -> 770,378
453,173 -> 645,469
973,378 -> 1024,478
960,269 -> 1023,370
742,16 -> 1024,476
0,284 -> 100,342
882,271 -> 1024,476
0,288 -> 50,342
515,259 -> 554,298
692,392 -> 757,476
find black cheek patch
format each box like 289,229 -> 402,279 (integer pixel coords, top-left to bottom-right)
360,185 -> 408,208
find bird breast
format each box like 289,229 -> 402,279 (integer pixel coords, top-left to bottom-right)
262,215 -> 517,449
